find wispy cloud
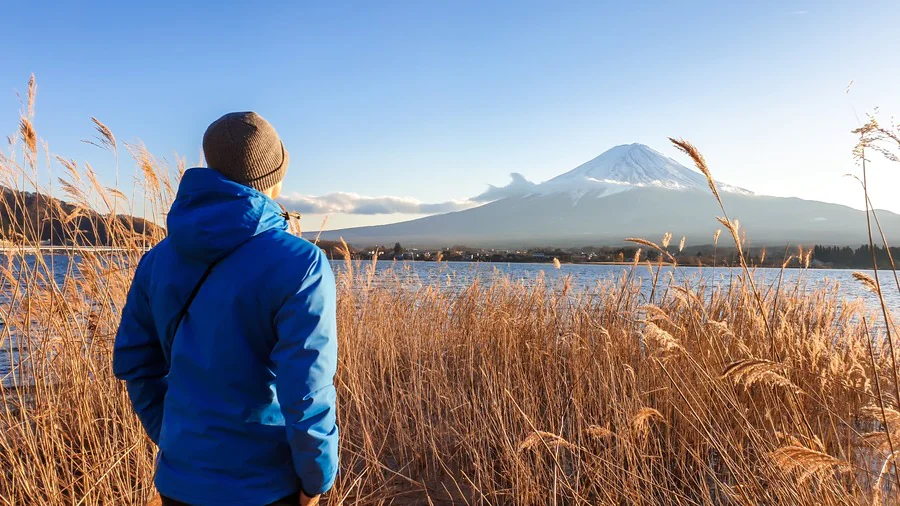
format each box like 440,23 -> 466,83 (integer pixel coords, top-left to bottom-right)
279,192 -> 476,215
472,173 -> 538,202
279,172 -> 540,216
788,9 -> 808,15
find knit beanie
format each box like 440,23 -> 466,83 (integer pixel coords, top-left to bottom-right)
202,112 -> 290,192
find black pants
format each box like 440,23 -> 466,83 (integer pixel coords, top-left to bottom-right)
160,492 -> 299,506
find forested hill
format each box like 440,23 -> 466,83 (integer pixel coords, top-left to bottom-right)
813,244 -> 900,269
0,187 -> 162,246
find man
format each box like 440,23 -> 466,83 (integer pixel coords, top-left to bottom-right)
113,112 -> 339,506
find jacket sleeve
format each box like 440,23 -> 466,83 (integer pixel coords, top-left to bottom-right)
112,256 -> 168,445
272,249 -> 339,496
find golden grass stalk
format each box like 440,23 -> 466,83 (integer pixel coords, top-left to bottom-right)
18,75 -> 37,157
670,137 -> 719,202
517,431 -> 578,453
722,358 -> 800,392
0,76 -> 899,505
853,127 -> 900,491
90,116 -> 117,152
770,445 -> 850,484
643,320 -> 683,362
872,451 -> 898,506
853,271 -> 880,294
584,425 -> 615,441
625,237 -> 676,263
672,138 -> 777,362
631,407 -> 665,438
19,117 -> 36,155
661,232 -> 672,249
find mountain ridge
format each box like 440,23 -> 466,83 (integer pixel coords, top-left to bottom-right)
310,144 -> 892,248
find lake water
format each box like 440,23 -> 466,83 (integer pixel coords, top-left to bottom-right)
342,260 -> 900,311
2,256 -> 899,386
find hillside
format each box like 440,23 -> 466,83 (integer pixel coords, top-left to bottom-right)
0,187 -> 162,246
313,144 -> 895,248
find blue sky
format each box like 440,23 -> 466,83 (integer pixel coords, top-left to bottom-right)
2,1 -> 899,230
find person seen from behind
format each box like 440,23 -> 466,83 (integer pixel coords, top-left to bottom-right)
113,112 -> 339,506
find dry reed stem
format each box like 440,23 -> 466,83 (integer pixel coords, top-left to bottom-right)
91,116 -> 117,152
643,320 -> 683,362
632,407 -> 665,438
625,237 -> 676,263
722,358 -> 801,392
854,272 -> 880,294
872,451 -> 898,506
517,431 -> 578,453
0,76 -> 897,505
770,445 -> 850,484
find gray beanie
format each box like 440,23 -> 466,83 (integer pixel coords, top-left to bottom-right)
202,112 -> 290,192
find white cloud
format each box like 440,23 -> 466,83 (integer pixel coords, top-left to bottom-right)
279,172 -> 539,216
472,173 -> 538,202
279,192 -> 476,215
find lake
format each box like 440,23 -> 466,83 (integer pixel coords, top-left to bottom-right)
2,256 -> 899,386
342,260 -> 900,311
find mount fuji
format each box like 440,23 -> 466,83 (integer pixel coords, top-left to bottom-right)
539,143 -> 751,197
312,143 -> 900,248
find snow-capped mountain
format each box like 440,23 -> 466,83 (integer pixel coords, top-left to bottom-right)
539,143 -> 752,197
313,143 -> 900,248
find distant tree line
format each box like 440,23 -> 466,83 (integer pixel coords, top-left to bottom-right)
328,241 -> 900,269
812,244 -> 900,268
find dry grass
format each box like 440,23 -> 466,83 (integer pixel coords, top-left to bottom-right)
2,79 -> 900,505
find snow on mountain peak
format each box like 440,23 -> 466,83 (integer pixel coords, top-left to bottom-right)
540,143 -> 751,198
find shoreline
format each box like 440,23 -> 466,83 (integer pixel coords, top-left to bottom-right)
0,248 -> 866,270
332,258 -> 860,270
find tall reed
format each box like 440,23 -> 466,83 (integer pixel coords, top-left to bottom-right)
1,78 -> 899,505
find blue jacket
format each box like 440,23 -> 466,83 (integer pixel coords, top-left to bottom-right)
113,168 -> 339,505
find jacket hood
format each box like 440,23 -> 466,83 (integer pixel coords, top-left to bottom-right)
167,168 -> 288,262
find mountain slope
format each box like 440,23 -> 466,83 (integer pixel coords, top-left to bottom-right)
541,143 -> 750,196
313,144 -> 893,248
316,187 -> 898,247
